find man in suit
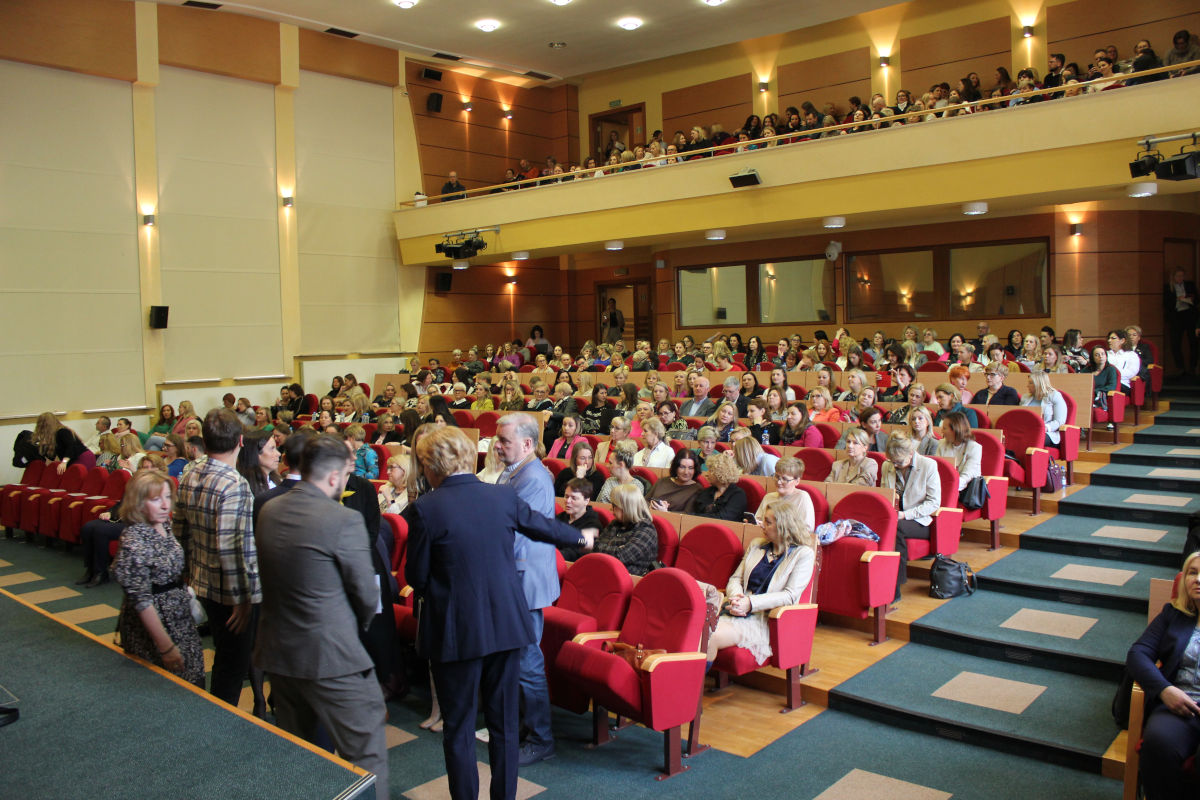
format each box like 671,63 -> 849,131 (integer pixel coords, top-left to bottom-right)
1164,267 -> 1198,376
406,427 -> 595,800
680,376 -> 717,418
717,376 -> 749,418
253,435 -> 389,798
879,431 -> 941,604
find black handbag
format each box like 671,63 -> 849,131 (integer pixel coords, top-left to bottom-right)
958,476 -> 990,511
929,554 -> 977,599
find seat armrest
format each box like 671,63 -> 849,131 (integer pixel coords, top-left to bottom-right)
860,551 -> 900,608
572,630 -> 621,648
1025,447 -> 1049,489
1058,425 -> 1080,461
767,604 -> 818,669
982,476 -> 1008,520
931,507 -> 963,553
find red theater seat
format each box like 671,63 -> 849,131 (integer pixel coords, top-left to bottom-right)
995,409 -> 1050,516
815,491 -> 899,644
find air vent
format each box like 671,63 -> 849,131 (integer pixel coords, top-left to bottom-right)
182,0 -> 222,7
432,52 -> 462,61
324,27 -> 359,38
524,70 -> 552,80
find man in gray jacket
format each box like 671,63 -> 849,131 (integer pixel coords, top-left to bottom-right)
254,434 -> 388,798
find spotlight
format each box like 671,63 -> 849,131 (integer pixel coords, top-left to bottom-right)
823,216 -> 845,229
705,229 -> 726,240
463,100 -> 473,112
878,56 -> 890,68
143,213 -> 156,227
435,234 -> 488,259
1128,181 -> 1158,198
504,111 -> 513,120
1069,223 -> 1082,236
605,240 -> 624,251
1155,151 -> 1198,182
962,201 -> 988,216
1022,25 -> 1034,38
758,81 -> 768,93
512,251 -> 529,260
1129,151 -> 1162,178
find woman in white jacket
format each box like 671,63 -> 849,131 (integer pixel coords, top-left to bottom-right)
1020,370 -> 1069,448
936,411 -> 982,490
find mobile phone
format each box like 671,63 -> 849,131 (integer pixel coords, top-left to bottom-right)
742,512 -> 759,524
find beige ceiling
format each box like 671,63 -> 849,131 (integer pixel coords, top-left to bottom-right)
156,0 -> 898,80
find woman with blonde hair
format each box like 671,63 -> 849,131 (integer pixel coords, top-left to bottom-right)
589,482 -> 658,576
756,457 -> 815,529
901,339 -> 926,369
1021,369 -> 1069,448
908,406 -> 939,456
689,451 -> 747,520
117,432 -> 146,473
826,429 -> 878,486
887,381 -> 928,425
845,385 -> 877,423
32,411 -> 92,474
733,435 -> 778,478
834,369 -> 867,402
633,418 -> 673,468
807,386 -> 842,423
594,415 -> 631,466
705,401 -> 739,443
96,432 -> 122,471
377,454 -> 410,514
1040,344 -> 1070,374
498,382 -> 525,412
171,401 -> 199,437
706,500 -> 815,664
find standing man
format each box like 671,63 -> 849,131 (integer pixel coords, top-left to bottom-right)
176,409 -> 260,707
407,427 -> 594,800
1165,267 -> 1198,377
254,435 -> 388,796
600,297 -> 625,345
440,170 -> 466,201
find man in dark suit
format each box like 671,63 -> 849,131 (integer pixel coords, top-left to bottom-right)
1165,267 -> 1198,376
406,427 -> 595,800
717,377 -> 749,418
254,434 -> 389,798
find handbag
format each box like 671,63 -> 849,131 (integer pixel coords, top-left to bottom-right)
1044,461 -> 1066,493
928,554 -> 977,599
958,476 -> 990,511
602,640 -> 666,670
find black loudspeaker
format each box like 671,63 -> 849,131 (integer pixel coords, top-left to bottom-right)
427,92 -> 443,112
728,168 -> 762,188
149,305 -> 169,329
435,272 -> 452,292
421,67 -> 443,82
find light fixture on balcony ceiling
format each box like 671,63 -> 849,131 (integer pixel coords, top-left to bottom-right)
605,240 -> 624,250
962,201 -> 988,216
705,229 -> 725,240
823,216 -> 845,228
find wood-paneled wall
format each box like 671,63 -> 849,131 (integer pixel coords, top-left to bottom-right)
1047,0 -> 1200,67
662,73 -> 753,140
298,28 -> 399,87
157,4 -> 281,84
0,0 -> 136,82
898,17 -> 1011,97
406,61 -> 578,196
778,48 -> 871,119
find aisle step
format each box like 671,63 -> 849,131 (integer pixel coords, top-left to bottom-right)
1055,485 -> 1200,528
1153,410 -> 1200,424
977,549 -> 1177,613
1087,462 -> 1200,494
1133,426 -> 1200,447
1016,515 -> 1186,568
1109,443 -> 1200,469
829,642 -> 1119,773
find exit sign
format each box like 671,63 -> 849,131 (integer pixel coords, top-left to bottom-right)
609,99 -> 621,108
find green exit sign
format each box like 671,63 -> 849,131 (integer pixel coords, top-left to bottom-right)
609,99 -> 621,108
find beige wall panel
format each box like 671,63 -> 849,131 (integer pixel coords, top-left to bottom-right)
0,61 -> 143,417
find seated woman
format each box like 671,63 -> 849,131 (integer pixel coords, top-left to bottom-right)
779,402 -> 822,447
530,352 -> 555,377
426,395 -> 458,428
887,381 -> 928,425
594,416 -> 632,466
554,440 -> 605,499
547,413 -> 586,460
111,469 -> 205,686
587,483 -> 658,577
1021,370 -> 1069,449
498,382 -> 525,412
470,383 -> 494,411
705,402 -> 740,443
920,328 -> 944,357
629,400 -> 656,439
596,440 -> 649,503
647,448 -> 705,513
941,333 -> 967,364
1040,344 -> 1070,374
689,451 -> 747,521
580,384 -> 616,435
656,399 -> 691,442
763,388 -> 789,423
555,478 -> 605,561
733,435 -> 778,478
834,369 -> 867,402
745,398 -> 781,445
95,432 -> 122,472
739,371 -> 764,400
1125,550 -> 1200,800
693,426 -> 718,471
971,363 -> 1020,406
344,425 -> 378,479
767,368 -> 797,403
1004,329 -> 1024,359
844,386 -> 877,423
933,383 -> 978,428
826,429 -> 878,486
377,454 -> 410,514
908,406 -> 940,457
743,336 -> 770,370
901,340 -> 926,370
143,404 -> 176,450
633,418 -> 674,468
371,414 -> 405,446
755,456 -> 816,530
1107,328 -> 1142,395
1061,329 -> 1090,373
878,363 -> 915,402
706,500 -> 816,665
937,411 -> 982,491
161,434 -> 188,479
880,431 -> 942,604
171,401 -> 199,437
807,386 -> 842,424
1016,334 -> 1042,370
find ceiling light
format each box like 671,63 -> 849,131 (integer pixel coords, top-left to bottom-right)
962,201 -> 988,216
549,0 -> 572,4
878,56 -> 890,68
617,17 -> 642,30
512,251 -> 529,260
475,19 -> 500,32
452,260 -> 469,270
605,240 -> 624,250
823,216 -> 845,229
1022,25 -> 1034,38
548,41 -> 567,48
392,0 -> 417,7
705,229 -> 726,240
1127,181 -> 1158,198
703,0 -> 727,5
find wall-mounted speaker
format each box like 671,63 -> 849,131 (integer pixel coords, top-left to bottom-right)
426,92 -> 443,112
421,67 -> 443,82
149,305 -> 170,329
435,272 -> 452,292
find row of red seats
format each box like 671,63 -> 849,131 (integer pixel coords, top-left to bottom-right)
1,461 -> 128,543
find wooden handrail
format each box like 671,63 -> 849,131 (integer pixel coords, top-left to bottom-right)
401,57 -> 1200,207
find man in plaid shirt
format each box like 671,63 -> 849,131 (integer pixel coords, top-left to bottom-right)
177,408 -> 262,706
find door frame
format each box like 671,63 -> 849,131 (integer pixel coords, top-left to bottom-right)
587,103 -> 647,163
595,278 -> 654,346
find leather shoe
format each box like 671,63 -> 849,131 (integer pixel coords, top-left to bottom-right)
85,573 -> 110,588
517,741 -> 556,767
74,571 -> 94,586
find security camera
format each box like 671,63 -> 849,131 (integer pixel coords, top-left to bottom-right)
825,241 -> 842,261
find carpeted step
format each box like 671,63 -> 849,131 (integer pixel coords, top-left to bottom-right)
977,549 -> 1177,612
1110,443 -> 1200,469
1153,410 -> 1200,424
829,643 -> 1120,774
1088,462 -> 1200,494
1055,484 -> 1200,528
1133,426 -> 1200,447
909,590 -> 1144,681
1015,514 -> 1186,568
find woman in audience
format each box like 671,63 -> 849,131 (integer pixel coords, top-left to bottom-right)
1061,329 -> 1090,372
117,432 -> 146,473
475,438 -> 505,485
1107,328 -> 1141,394
865,330 -> 887,362
167,401 -> 197,438
235,429 -> 280,499
813,365 -> 835,393
943,333 -> 966,363
371,414 -> 405,446
111,470 -> 205,687
1017,333 -> 1042,370
95,433 -> 122,472
777,401 -> 821,447
341,425 -> 377,479
887,381 -> 927,424
555,478 -> 604,560
595,416 -> 632,466
1089,345 -> 1120,399
878,363 -> 915,401
161,434 -> 188,479
1021,370 -> 1070,448
934,384 -> 978,428
634,418 -> 674,468
144,404 -> 176,450
32,412 -> 92,473
845,386 -> 877,423
826,429 -> 878,486
497,382 -> 525,412
547,413 -> 586,460
743,336 -> 769,369
596,440 -> 648,503
767,368 -> 797,403
317,396 -> 336,417
971,362 -> 1019,406
656,400 -> 691,441
667,341 -> 694,367
590,483 -> 658,576
834,369 -> 865,402
920,328 -> 944,356
1004,329 -> 1024,359
248,406 -> 273,433
311,410 -> 334,433
755,457 -> 816,527
648,381 -> 671,408
426,395 -> 458,428
327,375 -> 343,399
807,386 -> 841,423
733,436 -> 778,478
554,440 -> 605,499
1040,344 -> 1070,374
908,407 -> 940,456
707,499 -> 816,665
1124,550 -> 1200,800
690,451 -> 747,520
993,66 -> 1017,95
580,383 -> 616,435
647,449 -> 704,513
706,402 -> 740,443
901,340 -> 926,370
880,431 -> 941,603
614,384 -> 640,421
813,340 -> 834,363
470,384 -> 494,411
738,371 -> 763,400
377,454 -> 410,515
881,342 -> 905,373
744,398 -> 780,445
937,412 -> 982,491
763,388 -> 789,423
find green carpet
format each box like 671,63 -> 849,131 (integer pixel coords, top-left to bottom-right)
1090,462 -> 1200,493
1110,443 -> 1200,469
0,590 -> 371,800
1054,485 -> 1199,527
1015,514 -> 1186,567
979,549 -> 1176,609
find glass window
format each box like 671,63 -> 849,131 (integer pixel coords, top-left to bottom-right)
678,265 -> 747,327
845,250 -> 935,321
949,242 -> 1048,318
758,260 -> 834,323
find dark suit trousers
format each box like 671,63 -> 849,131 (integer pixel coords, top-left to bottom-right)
1139,705 -> 1200,800
200,598 -> 258,707
894,519 -> 930,601
1167,310 -> 1198,371
432,649 -> 521,800
79,519 -> 124,575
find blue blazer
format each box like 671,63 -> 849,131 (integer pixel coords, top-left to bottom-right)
404,474 -> 586,664
1127,604 -> 1198,714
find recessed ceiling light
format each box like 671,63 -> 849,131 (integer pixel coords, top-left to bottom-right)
1128,181 -> 1158,198
605,240 -> 624,250
452,260 -> 469,270
392,0 -> 416,7
703,0 -> 727,5
512,251 -> 529,260
548,41 -> 567,48
962,201 -> 988,216
616,17 -> 642,30
705,229 -> 726,240
549,0 -> 572,5
475,19 -> 500,32
823,216 -> 846,229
